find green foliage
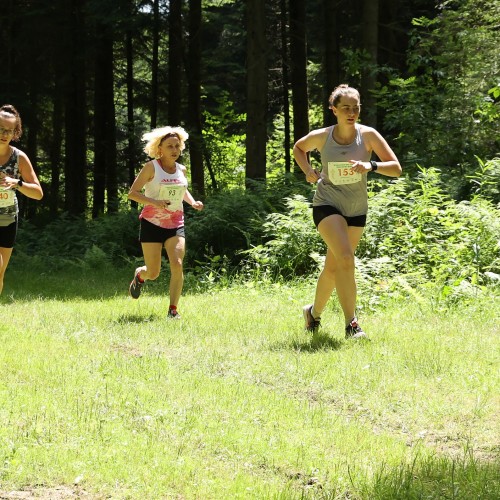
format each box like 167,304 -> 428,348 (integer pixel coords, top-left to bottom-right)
375,0 -> 500,195
466,156 -> 500,204
186,175 -> 314,271
241,168 -> 500,301
14,211 -> 140,269
241,195 -> 325,280
14,166 -> 500,302
185,188 -> 269,268
361,167 -> 500,289
202,96 -> 246,191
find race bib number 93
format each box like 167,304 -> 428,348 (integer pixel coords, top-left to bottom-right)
158,184 -> 185,211
327,162 -> 362,185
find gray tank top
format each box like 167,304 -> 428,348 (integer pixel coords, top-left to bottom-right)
313,124 -> 370,217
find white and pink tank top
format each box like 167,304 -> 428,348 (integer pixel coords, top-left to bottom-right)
140,160 -> 188,229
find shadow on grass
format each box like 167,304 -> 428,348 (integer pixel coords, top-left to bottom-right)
2,266 -> 204,302
272,331 -> 344,352
114,313 -> 159,324
2,267 -> 130,301
348,447 -> 500,500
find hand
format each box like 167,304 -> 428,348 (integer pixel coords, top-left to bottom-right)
305,168 -> 320,184
192,200 -> 204,211
349,160 -> 371,174
154,199 -> 171,209
0,175 -> 17,189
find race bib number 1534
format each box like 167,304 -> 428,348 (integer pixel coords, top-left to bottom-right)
327,162 -> 362,185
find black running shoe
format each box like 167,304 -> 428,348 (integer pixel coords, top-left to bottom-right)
129,270 -> 143,299
167,308 -> 181,320
303,304 -> 321,333
345,317 -> 367,339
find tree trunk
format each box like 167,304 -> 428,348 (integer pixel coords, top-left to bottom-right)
125,15 -> 138,209
63,0 -> 87,216
93,20 -> 118,217
245,0 -> 268,186
289,0 -> 309,174
23,75 -> 39,219
323,0 -> 340,126
280,0 -> 291,173
169,0 -> 183,126
361,0 -> 379,128
49,72 -> 63,216
151,0 -> 160,128
187,0 -> 206,195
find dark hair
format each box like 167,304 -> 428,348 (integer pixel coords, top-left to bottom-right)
328,84 -> 360,108
0,104 -> 23,140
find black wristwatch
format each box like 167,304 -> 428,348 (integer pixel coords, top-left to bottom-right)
17,179 -> 23,188
370,160 -> 378,172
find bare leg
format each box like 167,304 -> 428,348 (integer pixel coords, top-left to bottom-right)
312,248 -> 337,315
0,247 -> 13,295
164,236 -> 185,308
315,215 -> 364,325
138,242 -> 163,281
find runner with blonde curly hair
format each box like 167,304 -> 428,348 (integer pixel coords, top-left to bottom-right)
128,126 -> 203,319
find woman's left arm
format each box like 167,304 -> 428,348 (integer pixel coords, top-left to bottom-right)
6,152 -> 44,200
183,190 -> 204,211
366,129 -> 402,178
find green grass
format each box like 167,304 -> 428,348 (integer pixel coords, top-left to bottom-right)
0,265 -> 498,499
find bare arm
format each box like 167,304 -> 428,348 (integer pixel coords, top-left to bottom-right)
128,162 -> 165,208
364,128 -> 402,177
292,128 -> 329,183
1,151 -> 43,200
183,190 -> 204,211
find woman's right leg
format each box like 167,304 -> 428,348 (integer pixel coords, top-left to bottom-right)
0,247 -> 13,295
316,215 -> 364,325
312,247 -> 337,315
138,242 -> 163,281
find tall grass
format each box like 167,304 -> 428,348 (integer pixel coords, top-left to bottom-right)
0,265 -> 498,499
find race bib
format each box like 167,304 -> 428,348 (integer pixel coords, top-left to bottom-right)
0,188 -> 15,208
158,184 -> 186,211
327,162 -> 362,185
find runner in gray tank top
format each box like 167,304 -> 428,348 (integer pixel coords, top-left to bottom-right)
293,84 -> 402,339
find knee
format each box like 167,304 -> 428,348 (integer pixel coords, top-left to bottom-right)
321,264 -> 336,280
170,258 -> 184,274
338,252 -> 355,271
145,268 -> 161,281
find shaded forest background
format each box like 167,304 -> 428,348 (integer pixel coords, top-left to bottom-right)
0,0 -> 498,277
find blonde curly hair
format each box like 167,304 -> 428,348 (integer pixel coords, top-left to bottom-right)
142,126 -> 189,159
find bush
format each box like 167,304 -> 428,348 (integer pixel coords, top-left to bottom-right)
361,167 -> 500,286
185,188 -> 269,268
14,211 -> 140,268
241,195 -> 325,280
242,168 -> 500,296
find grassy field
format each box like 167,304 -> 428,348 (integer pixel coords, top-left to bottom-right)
0,265 -> 498,499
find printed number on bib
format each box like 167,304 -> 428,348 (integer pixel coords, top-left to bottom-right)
158,184 -> 185,211
327,162 -> 362,185
0,188 -> 15,208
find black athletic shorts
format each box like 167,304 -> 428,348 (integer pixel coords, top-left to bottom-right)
139,218 -> 185,243
313,205 -> 367,228
0,218 -> 18,248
